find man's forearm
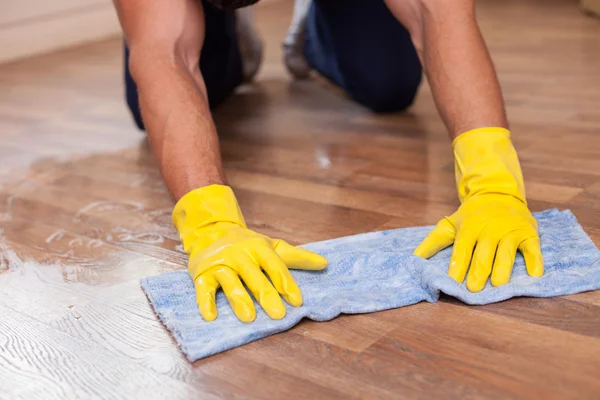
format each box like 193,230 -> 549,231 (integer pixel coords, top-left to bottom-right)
393,1 -> 544,289
131,58 -> 226,200
114,0 -> 225,201
386,0 -> 507,138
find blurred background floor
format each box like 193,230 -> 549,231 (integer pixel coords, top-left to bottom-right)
0,0 -> 600,398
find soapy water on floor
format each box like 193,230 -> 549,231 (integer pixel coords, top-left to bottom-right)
0,238 -> 204,399
0,185 -> 197,386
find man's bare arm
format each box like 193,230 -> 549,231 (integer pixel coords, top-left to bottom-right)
387,0 -> 543,290
113,0 -> 225,200
385,0 -> 507,138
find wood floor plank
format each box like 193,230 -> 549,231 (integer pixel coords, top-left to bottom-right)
442,296 -> 600,339
227,169 -> 457,222
370,302 -> 600,400
235,332 -> 421,399
291,314 -> 398,353
0,305 -> 212,400
235,188 -> 393,244
564,290 -> 600,307
194,352 -> 348,400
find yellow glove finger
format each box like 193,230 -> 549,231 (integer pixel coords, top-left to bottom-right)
413,218 -> 456,259
448,229 -> 477,284
519,236 -> 544,278
254,247 -> 303,307
490,231 -> 521,287
272,239 -> 328,271
466,231 -> 500,292
194,271 -> 220,322
213,266 -> 256,323
235,254 -> 287,320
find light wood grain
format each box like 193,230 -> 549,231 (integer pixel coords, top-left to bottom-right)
0,0 -> 599,398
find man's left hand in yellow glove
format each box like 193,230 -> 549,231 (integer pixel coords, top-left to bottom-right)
414,128 -> 544,292
381,0 -> 545,290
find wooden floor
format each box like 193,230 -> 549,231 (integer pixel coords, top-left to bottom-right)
1,0 -> 600,398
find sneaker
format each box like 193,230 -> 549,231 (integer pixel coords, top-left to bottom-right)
236,7 -> 264,82
283,0 -> 312,79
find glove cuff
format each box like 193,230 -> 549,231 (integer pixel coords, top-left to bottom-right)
453,127 -> 527,204
172,185 -> 247,253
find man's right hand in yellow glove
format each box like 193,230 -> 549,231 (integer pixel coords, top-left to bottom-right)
172,184 -> 328,323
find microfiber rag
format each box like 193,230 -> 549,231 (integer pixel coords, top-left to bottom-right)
141,209 -> 600,362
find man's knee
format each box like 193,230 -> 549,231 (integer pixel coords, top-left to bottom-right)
301,0 -> 423,113
344,71 -> 422,113
124,44 -> 145,130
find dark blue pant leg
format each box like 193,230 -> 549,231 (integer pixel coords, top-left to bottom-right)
124,1 -> 244,130
304,0 -> 422,113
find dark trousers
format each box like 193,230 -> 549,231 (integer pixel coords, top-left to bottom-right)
124,0 -> 422,129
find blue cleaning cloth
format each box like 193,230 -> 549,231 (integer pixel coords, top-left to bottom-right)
141,209 -> 600,362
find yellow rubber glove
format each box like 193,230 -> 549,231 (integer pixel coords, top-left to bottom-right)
172,184 -> 328,322
414,127 -> 544,292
